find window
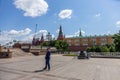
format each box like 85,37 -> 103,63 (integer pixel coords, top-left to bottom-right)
83,43 -> 88,46
82,38 -> 88,46
92,38 -> 96,46
101,37 -> 106,45
67,39 -> 71,42
83,38 -> 88,42
75,43 -> 80,46
74,39 -> 80,46
75,39 -> 79,43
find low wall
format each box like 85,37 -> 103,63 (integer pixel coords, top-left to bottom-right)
0,52 -> 12,58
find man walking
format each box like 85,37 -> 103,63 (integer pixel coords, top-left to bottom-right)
43,47 -> 51,71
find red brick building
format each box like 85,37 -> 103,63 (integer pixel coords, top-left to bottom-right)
57,26 -> 113,51
32,34 -> 44,46
65,34 -> 113,51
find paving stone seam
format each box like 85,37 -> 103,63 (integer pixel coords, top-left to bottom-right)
0,69 -> 28,80
0,57 -> 39,64
21,75 -> 53,80
43,73 -> 82,80
15,75 -> 33,80
0,66 -> 32,75
10,75 -> 27,80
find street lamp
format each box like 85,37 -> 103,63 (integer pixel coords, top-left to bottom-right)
46,32 -> 52,47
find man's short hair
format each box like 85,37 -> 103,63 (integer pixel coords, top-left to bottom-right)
47,47 -> 50,50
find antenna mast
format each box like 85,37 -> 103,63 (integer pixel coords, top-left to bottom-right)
34,24 -> 37,38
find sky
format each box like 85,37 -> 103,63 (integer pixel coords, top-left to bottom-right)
0,0 -> 120,45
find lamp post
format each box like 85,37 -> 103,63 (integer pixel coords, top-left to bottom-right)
46,32 -> 52,47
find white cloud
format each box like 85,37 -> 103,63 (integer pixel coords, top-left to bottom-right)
24,29 -> 55,41
56,29 -> 59,33
35,29 -> 48,38
39,30 -> 48,34
58,9 -> 73,19
116,20 -> 120,27
15,29 -> 55,42
39,30 -> 55,40
0,28 -> 31,45
14,0 -> 48,17
8,28 -> 31,36
0,34 -> 12,45
65,35 -> 74,38
52,34 -> 55,39
75,30 -> 85,36
66,30 -> 85,38
22,29 -> 48,42
23,35 -> 34,41
94,13 -> 101,18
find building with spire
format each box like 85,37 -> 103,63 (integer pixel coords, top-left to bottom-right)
32,34 -> 44,46
57,25 -> 64,40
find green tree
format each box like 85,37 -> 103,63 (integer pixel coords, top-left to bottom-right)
113,33 -> 120,52
95,46 -> 101,52
101,46 -> 109,52
86,46 -> 96,52
91,46 -> 96,52
87,45 -> 110,52
41,42 -> 48,46
49,40 -> 56,47
86,47 -> 91,52
55,40 -> 69,53
109,45 -> 115,52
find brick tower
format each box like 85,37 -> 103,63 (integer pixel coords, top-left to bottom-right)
57,25 -> 64,40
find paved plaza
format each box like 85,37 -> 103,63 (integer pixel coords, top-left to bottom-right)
0,54 -> 120,80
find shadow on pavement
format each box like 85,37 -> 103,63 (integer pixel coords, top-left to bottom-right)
34,69 -> 45,73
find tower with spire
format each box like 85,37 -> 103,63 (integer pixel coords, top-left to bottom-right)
79,28 -> 82,37
57,25 -> 64,40
39,34 -> 44,45
32,36 -> 36,45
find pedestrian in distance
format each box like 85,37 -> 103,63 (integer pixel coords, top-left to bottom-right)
43,47 -> 51,71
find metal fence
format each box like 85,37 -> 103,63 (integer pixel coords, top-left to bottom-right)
90,52 -> 120,58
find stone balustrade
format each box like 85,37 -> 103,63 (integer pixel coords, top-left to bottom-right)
90,52 -> 120,58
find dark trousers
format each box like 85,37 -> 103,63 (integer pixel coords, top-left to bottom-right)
44,59 -> 50,70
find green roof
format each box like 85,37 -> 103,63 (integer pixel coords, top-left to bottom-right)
66,34 -> 113,39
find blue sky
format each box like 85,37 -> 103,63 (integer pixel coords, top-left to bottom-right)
0,0 -> 120,45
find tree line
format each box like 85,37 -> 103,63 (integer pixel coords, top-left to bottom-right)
41,40 -> 69,53
87,33 -> 120,52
